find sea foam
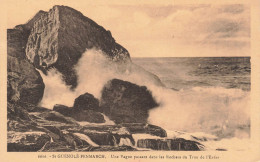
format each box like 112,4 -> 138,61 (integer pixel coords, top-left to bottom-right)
38,49 -> 250,150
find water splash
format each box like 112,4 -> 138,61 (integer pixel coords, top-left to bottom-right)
73,133 -> 99,147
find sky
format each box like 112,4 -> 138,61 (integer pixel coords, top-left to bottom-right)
6,0 -> 250,57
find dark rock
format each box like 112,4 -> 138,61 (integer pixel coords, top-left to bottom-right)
82,130 -> 114,146
7,56 -> 45,105
53,104 -> 105,123
82,127 -> 135,146
119,123 -> 167,137
7,102 -> 40,132
7,131 -> 51,152
137,138 -> 202,151
62,132 -> 90,148
8,102 -> 32,121
25,5 -> 131,88
71,110 -> 105,123
7,11 -> 46,105
18,102 -> 50,112
73,93 -> 100,111
37,111 -> 78,125
8,10 -> 46,59
41,142 -> 74,152
53,104 -> 73,116
100,79 -> 159,123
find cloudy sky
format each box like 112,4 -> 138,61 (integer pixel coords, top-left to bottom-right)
6,0 -> 250,57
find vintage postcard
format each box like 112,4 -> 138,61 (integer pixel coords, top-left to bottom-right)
1,0 -> 260,161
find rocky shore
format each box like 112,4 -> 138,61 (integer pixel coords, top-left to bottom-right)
7,5 -> 203,152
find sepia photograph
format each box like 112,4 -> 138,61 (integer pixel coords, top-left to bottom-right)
1,0 -> 260,161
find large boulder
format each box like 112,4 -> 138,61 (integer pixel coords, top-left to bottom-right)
73,93 -> 100,111
100,79 -> 159,123
7,11 -> 46,105
7,56 -> 45,104
25,5 -> 131,88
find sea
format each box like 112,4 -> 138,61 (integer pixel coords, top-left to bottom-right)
40,50 -> 251,151
132,57 -> 250,91
132,57 -> 251,151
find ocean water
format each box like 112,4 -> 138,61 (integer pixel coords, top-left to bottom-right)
132,57 -> 251,150
40,51 -> 251,151
132,57 -> 251,91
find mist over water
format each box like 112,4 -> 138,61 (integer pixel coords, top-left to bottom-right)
148,86 -> 250,137
39,49 -> 250,150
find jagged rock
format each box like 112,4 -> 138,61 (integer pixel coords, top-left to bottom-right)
7,131 -> 51,152
73,93 -> 100,111
7,10 -> 46,59
119,123 -> 167,137
7,11 -> 46,105
15,10 -> 47,33
82,127 -> 135,146
41,142 -> 74,152
100,79 -> 159,123
8,102 -> 31,121
81,130 -> 114,146
53,104 -> 73,116
72,110 -> 105,123
7,102 -> 39,132
137,138 -> 202,151
53,104 -> 105,123
7,56 -> 45,105
7,29 -> 28,59
26,5 -> 130,87
37,111 -> 78,125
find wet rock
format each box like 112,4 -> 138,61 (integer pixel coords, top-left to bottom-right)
53,104 -> 73,116
119,123 -> 167,137
26,5 -> 130,88
72,110 -> 105,123
36,111 -> 78,125
100,79 -> 159,123
137,138 -> 202,151
41,142 -> 74,152
7,131 -> 51,152
73,93 -> 100,111
81,130 -> 114,146
18,102 -> 50,113
53,104 -> 105,123
81,127 -> 135,146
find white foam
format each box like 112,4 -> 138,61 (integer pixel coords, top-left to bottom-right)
38,49 -> 251,150
119,138 -> 133,147
73,133 -> 99,147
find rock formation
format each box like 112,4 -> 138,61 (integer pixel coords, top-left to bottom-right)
73,93 -> 100,111
7,5 -> 205,152
137,138 -> 201,151
100,79 -> 159,123
53,95 -> 105,123
25,5 -> 130,88
7,11 -> 46,105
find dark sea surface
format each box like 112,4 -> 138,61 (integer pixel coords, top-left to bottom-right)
132,57 -> 251,91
